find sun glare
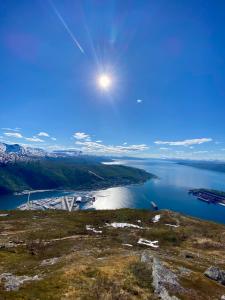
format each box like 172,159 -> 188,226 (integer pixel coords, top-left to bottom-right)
98,74 -> 112,90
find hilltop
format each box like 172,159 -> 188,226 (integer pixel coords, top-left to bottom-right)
0,209 -> 225,299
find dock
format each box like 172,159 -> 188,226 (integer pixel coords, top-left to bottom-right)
18,194 -> 96,211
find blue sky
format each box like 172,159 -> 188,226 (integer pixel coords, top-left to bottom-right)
1,0 -> 225,160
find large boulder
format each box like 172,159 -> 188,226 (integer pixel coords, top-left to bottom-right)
204,266 -> 225,285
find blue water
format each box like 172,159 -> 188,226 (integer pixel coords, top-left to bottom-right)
1,159 -> 225,224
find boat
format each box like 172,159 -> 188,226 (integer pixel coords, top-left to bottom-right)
151,201 -> 158,210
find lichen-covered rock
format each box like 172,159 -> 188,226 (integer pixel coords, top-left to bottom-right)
152,258 -> 180,300
41,257 -> 60,266
204,266 -> 225,285
0,273 -> 40,291
141,252 -> 181,300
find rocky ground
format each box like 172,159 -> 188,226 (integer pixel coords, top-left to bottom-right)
0,209 -> 225,299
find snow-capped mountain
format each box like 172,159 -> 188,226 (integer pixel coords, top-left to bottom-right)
0,143 -> 82,164
0,143 -> 51,164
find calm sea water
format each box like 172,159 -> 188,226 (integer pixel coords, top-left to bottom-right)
1,159 -> 225,224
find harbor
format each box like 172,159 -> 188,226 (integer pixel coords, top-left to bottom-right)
18,192 -> 96,211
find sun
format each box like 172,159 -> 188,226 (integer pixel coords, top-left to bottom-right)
98,74 -> 112,90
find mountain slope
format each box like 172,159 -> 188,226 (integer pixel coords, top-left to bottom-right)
0,158 -> 154,195
0,209 -> 225,299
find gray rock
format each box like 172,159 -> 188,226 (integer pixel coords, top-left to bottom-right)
152,258 -> 181,300
141,252 -> 181,300
178,267 -> 191,276
204,266 -> 225,285
141,251 -> 153,264
40,257 -> 59,266
0,273 -> 40,291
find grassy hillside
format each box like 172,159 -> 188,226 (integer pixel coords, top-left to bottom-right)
0,209 -> 225,299
0,158 -> 154,195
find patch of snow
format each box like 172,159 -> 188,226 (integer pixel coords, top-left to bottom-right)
0,214 -> 9,217
86,225 -> 102,234
122,243 -> 133,247
138,238 -> 159,248
106,222 -> 142,229
137,220 -> 141,223
165,224 -> 180,228
152,215 -> 161,223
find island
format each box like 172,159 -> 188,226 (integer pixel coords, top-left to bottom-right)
0,157 -> 156,195
189,188 -> 225,205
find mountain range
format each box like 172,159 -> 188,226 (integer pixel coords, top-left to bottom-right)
0,142 -> 82,164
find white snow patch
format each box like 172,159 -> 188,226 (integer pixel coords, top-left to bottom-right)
106,222 -> 142,229
122,243 -> 133,247
137,220 -> 141,223
165,224 -> 180,228
86,225 -> 102,234
152,215 -> 161,223
138,238 -> 159,248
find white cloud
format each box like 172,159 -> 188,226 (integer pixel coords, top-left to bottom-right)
154,138 -> 212,146
193,151 -> 209,154
73,132 -> 90,140
159,147 -> 169,150
38,132 -> 50,137
137,99 -> 142,103
95,140 -> 102,143
25,136 -> 44,142
51,137 -> 57,141
75,141 -> 149,155
4,132 -> 23,138
123,142 -> 127,145
2,127 -> 21,132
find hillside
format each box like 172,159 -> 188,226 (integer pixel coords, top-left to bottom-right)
0,209 -> 225,299
178,160 -> 225,173
0,158 -> 153,195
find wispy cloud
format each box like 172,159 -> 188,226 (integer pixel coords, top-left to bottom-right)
25,137 -> 44,142
73,132 -> 90,140
193,150 -> 209,154
137,99 -> 143,103
2,127 -> 21,132
38,132 -> 50,137
4,132 -> 23,138
159,147 -> 169,150
95,140 -> 102,143
51,137 -> 57,141
75,141 -> 148,154
154,138 -> 212,146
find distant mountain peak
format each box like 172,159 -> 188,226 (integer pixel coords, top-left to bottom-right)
0,142 -> 82,164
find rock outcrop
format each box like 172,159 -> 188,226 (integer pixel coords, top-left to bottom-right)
204,266 -> 225,285
141,251 -> 181,300
0,273 -> 40,291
